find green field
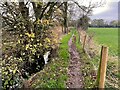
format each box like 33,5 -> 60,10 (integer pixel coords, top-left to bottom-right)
88,28 -> 118,56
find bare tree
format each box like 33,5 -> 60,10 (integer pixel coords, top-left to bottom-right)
72,0 -> 105,30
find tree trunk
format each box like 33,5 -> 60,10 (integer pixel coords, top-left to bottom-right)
63,2 -> 68,34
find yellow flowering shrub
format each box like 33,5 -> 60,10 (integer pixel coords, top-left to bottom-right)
2,14 -> 60,89
25,32 -> 35,38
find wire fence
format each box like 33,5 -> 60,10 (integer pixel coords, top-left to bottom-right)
78,29 -> 101,58
78,29 -> 118,59
77,28 -> 118,88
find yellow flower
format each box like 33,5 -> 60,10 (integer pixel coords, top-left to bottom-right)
68,32 -> 70,35
43,20 -> 49,24
39,43 -> 42,46
36,18 -> 41,24
31,32 -> 35,38
18,40 -> 20,43
25,44 -> 29,50
46,20 -> 49,24
25,32 -> 35,38
31,38 -> 34,41
37,39 -> 39,42
45,38 -> 50,43
44,44 -> 49,48
20,34 -> 22,37
25,33 -> 30,37
34,45 -> 37,47
30,45 -> 32,47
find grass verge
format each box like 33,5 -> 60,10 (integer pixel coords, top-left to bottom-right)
31,30 -> 73,88
73,28 -> 96,88
72,28 -> 118,88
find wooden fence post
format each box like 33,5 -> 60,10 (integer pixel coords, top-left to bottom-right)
78,31 -> 80,43
73,35 -> 76,43
99,46 -> 108,89
83,35 -> 87,51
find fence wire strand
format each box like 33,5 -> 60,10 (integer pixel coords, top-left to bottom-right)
78,29 -> 118,89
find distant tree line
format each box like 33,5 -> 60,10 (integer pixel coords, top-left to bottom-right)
89,19 -> 120,28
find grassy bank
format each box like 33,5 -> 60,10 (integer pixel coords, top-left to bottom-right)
31,30 -> 73,88
73,28 -> 118,88
87,28 -> 118,88
73,28 -> 96,88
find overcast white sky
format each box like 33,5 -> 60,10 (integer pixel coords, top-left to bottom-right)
89,0 -> 119,21
2,0 -> 119,21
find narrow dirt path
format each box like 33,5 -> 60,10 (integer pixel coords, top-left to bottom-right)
66,35 -> 83,88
